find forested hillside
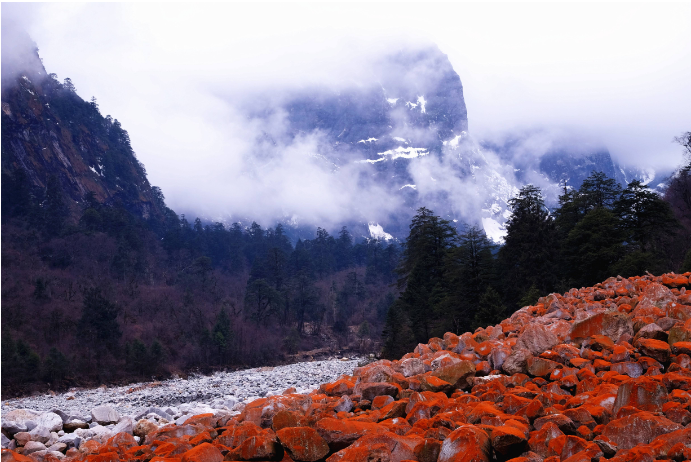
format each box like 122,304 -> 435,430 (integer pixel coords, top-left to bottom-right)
381,152 -> 691,359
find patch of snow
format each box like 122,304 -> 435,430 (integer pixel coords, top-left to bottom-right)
387,98 -> 399,105
89,166 -> 98,175
368,223 -> 393,241
443,133 -> 464,147
357,138 -> 378,144
21,75 -> 31,83
25,88 -> 35,96
392,137 -> 408,143
640,167 -> 655,185
417,96 -> 427,113
359,147 -> 429,164
405,101 -> 418,109
481,217 -> 507,244
399,184 -> 417,190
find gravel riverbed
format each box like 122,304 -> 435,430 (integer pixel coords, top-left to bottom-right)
2,357 -> 363,420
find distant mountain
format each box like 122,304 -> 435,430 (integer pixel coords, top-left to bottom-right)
244,46 -> 666,242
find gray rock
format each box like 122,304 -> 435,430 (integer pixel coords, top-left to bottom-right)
58,433 -> 82,449
47,442 -> 67,453
28,426 -> 51,444
135,406 -> 171,421
175,415 -> 190,426
400,358 -> 425,377
63,420 -> 89,432
1,409 -> 41,435
1,433 -> 10,449
502,348 -> 532,375
112,416 -> 134,435
46,431 -> 59,447
86,425 -> 113,444
34,412 -> 63,433
23,440 -> 47,455
334,395 -> 353,413
51,409 -> 70,423
91,405 -> 119,425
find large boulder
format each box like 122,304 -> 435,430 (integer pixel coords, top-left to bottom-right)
569,311 -> 633,345
90,406 -> 120,425
601,412 -> 681,450
516,324 -> 559,355
431,360 -> 475,389
1,410 -> 41,435
438,425 -> 491,462
612,377 -> 668,416
502,349 -> 531,375
276,426 -> 330,462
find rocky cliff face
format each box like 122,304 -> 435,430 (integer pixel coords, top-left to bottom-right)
3,272 -> 690,461
247,46 -> 666,242
1,34 -> 162,221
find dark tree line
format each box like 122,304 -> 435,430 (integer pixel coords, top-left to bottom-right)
1,165 -> 401,395
383,160 -> 689,358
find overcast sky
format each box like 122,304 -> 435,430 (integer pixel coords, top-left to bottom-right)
3,2 -> 691,223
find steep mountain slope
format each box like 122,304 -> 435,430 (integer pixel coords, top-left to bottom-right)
1,30 -> 163,222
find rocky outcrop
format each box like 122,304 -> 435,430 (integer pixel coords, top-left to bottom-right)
3,272 -> 691,462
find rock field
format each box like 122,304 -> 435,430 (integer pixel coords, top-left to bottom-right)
2,358 -> 364,418
2,272 -> 691,462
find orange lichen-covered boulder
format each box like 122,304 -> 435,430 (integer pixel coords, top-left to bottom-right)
569,312 -> 633,345
315,418 -> 386,450
320,379 -> 355,397
431,361 -> 476,389
600,411 -> 682,450
437,425 -> 491,462
276,427 -> 329,462
611,377 -> 668,416
180,442 -> 223,462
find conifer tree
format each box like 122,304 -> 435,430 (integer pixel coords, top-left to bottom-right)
498,185 -> 558,308
563,207 -> 624,287
389,207 -> 456,343
473,286 -> 506,329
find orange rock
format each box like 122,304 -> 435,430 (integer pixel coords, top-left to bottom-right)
526,357 -> 560,378
272,410 -> 302,432
437,425 -> 491,462
320,379 -> 355,397
601,411 -> 682,450
419,375 -> 453,393
145,424 -> 204,445
315,417 -> 385,450
612,377 -> 668,416
225,433 -> 282,461
217,422 -> 265,449
569,312 -> 633,345
635,338 -> 671,363
431,361 -> 476,389
276,427 -> 329,462
1,450 -> 35,462
86,452 -> 120,462
671,341 -> 691,355
661,274 -> 689,288
414,438 -> 442,462
489,425 -> 528,458
179,442 -> 223,462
